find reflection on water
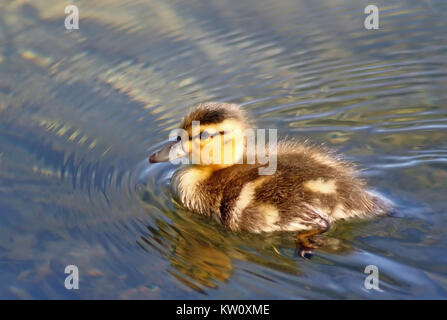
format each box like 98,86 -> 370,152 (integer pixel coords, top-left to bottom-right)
1,0 -> 447,298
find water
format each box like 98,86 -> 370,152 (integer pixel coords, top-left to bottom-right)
0,0 -> 447,299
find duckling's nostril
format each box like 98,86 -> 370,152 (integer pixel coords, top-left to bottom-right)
149,153 -> 158,163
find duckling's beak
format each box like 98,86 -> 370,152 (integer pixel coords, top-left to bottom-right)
149,141 -> 187,163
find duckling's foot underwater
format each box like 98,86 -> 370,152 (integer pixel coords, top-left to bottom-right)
296,223 -> 330,259
148,102 -> 390,258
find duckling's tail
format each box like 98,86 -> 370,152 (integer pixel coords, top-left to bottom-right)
368,190 -> 394,216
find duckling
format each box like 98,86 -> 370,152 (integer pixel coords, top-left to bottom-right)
149,102 -> 388,257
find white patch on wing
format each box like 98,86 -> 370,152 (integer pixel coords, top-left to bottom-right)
230,177 -> 267,230
303,178 -> 337,194
263,204 -> 280,225
258,203 -> 280,232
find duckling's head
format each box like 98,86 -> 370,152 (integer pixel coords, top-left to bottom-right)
149,102 -> 250,167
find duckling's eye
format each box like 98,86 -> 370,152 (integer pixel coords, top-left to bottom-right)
200,131 -> 210,140
176,136 -> 181,142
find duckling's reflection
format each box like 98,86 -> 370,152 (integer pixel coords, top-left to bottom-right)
137,188 -> 364,292
169,235 -> 232,290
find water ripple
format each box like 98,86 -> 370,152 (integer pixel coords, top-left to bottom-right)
1,0 -> 447,299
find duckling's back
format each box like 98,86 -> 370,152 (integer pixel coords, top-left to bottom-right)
194,141 -> 387,233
